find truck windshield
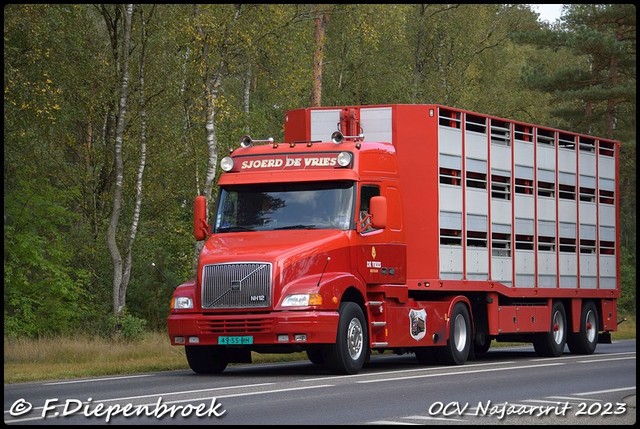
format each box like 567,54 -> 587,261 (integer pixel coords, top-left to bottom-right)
215,181 -> 355,232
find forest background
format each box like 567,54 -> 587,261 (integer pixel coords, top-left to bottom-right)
4,4 -> 636,341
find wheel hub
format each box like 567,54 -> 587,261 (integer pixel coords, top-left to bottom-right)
347,318 -> 363,359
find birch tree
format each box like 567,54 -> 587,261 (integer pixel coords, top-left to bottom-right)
105,3 -> 132,320
104,3 -> 149,322
193,4 -> 243,208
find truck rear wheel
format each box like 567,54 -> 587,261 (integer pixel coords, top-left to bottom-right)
473,334 -> 492,355
185,345 -> 228,374
533,301 -> 567,357
567,301 -> 599,355
438,302 -> 471,365
323,302 -> 368,375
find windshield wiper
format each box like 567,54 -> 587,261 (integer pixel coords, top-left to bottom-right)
217,226 -> 256,233
274,224 -> 318,230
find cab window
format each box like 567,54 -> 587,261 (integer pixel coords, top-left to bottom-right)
359,185 -> 380,232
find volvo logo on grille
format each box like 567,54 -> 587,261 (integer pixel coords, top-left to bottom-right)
231,281 -> 241,291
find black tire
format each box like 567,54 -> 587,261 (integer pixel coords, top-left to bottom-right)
306,348 -> 325,365
533,301 -> 567,357
185,345 -> 228,374
362,347 -> 372,367
567,301 -> 599,355
438,302 -> 471,365
415,347 -> 441,365
323,302 -> 368,375
472,334 -> 492,358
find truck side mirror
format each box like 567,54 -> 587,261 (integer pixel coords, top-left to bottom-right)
369,196 -> 387,229
194,195 -> 210,241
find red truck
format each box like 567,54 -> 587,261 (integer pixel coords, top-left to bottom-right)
168,104 -> 620,375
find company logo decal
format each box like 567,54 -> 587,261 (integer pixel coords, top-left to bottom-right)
236,154 -> 342,171
409,309 -> 427,341
366,245 -> 381,271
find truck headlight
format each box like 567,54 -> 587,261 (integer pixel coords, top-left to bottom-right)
281,293 -> 323,307
337,151 -> 352,167
172,296 -> 193,309
220,156 -> 234,172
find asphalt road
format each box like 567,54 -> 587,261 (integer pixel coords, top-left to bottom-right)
4,339 -> 636,425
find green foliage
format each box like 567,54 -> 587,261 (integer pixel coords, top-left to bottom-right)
619,141 -> 637,253
510,4 -> 636,138
620,246 -> 637,314
4,181 -> 91,338
100,311 -> 148,342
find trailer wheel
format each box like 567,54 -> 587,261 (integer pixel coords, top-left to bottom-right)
438,303 -> 471,365
567,301 -> 599,355
533,301 -> 567,357
323,302 -> 368,374
185,345 -> 228,374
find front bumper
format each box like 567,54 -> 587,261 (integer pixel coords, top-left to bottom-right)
168,310 -> 339,346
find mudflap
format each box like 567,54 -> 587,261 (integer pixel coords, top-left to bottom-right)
598,332 -> 612,344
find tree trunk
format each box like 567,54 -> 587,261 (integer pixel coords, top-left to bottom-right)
121,5 -> 151,302
412,5 -> 427,103
106,3 -> 133,319
243,66 -> 251,116
195,4 -> 241,220
202,70 -> 222,204
311,10 -> 329,107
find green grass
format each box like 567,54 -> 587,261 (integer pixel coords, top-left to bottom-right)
615,314 -> 636,339
4,332 -> 189,384
4,314 -> 635,385
3,332 -> 311,384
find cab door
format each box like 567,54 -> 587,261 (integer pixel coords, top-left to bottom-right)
355,184 -> 406,285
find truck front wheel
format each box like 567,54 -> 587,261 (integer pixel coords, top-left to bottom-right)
306,348 -> 325,365
185,345 -> 228,374
438,302 -> 471,365
323,302 -> 368,375
533,301 -> 567,357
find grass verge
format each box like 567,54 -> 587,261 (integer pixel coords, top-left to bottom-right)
4,314 -> 635,385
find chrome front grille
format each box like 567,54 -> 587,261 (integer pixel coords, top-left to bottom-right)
201,263 -> 271,309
